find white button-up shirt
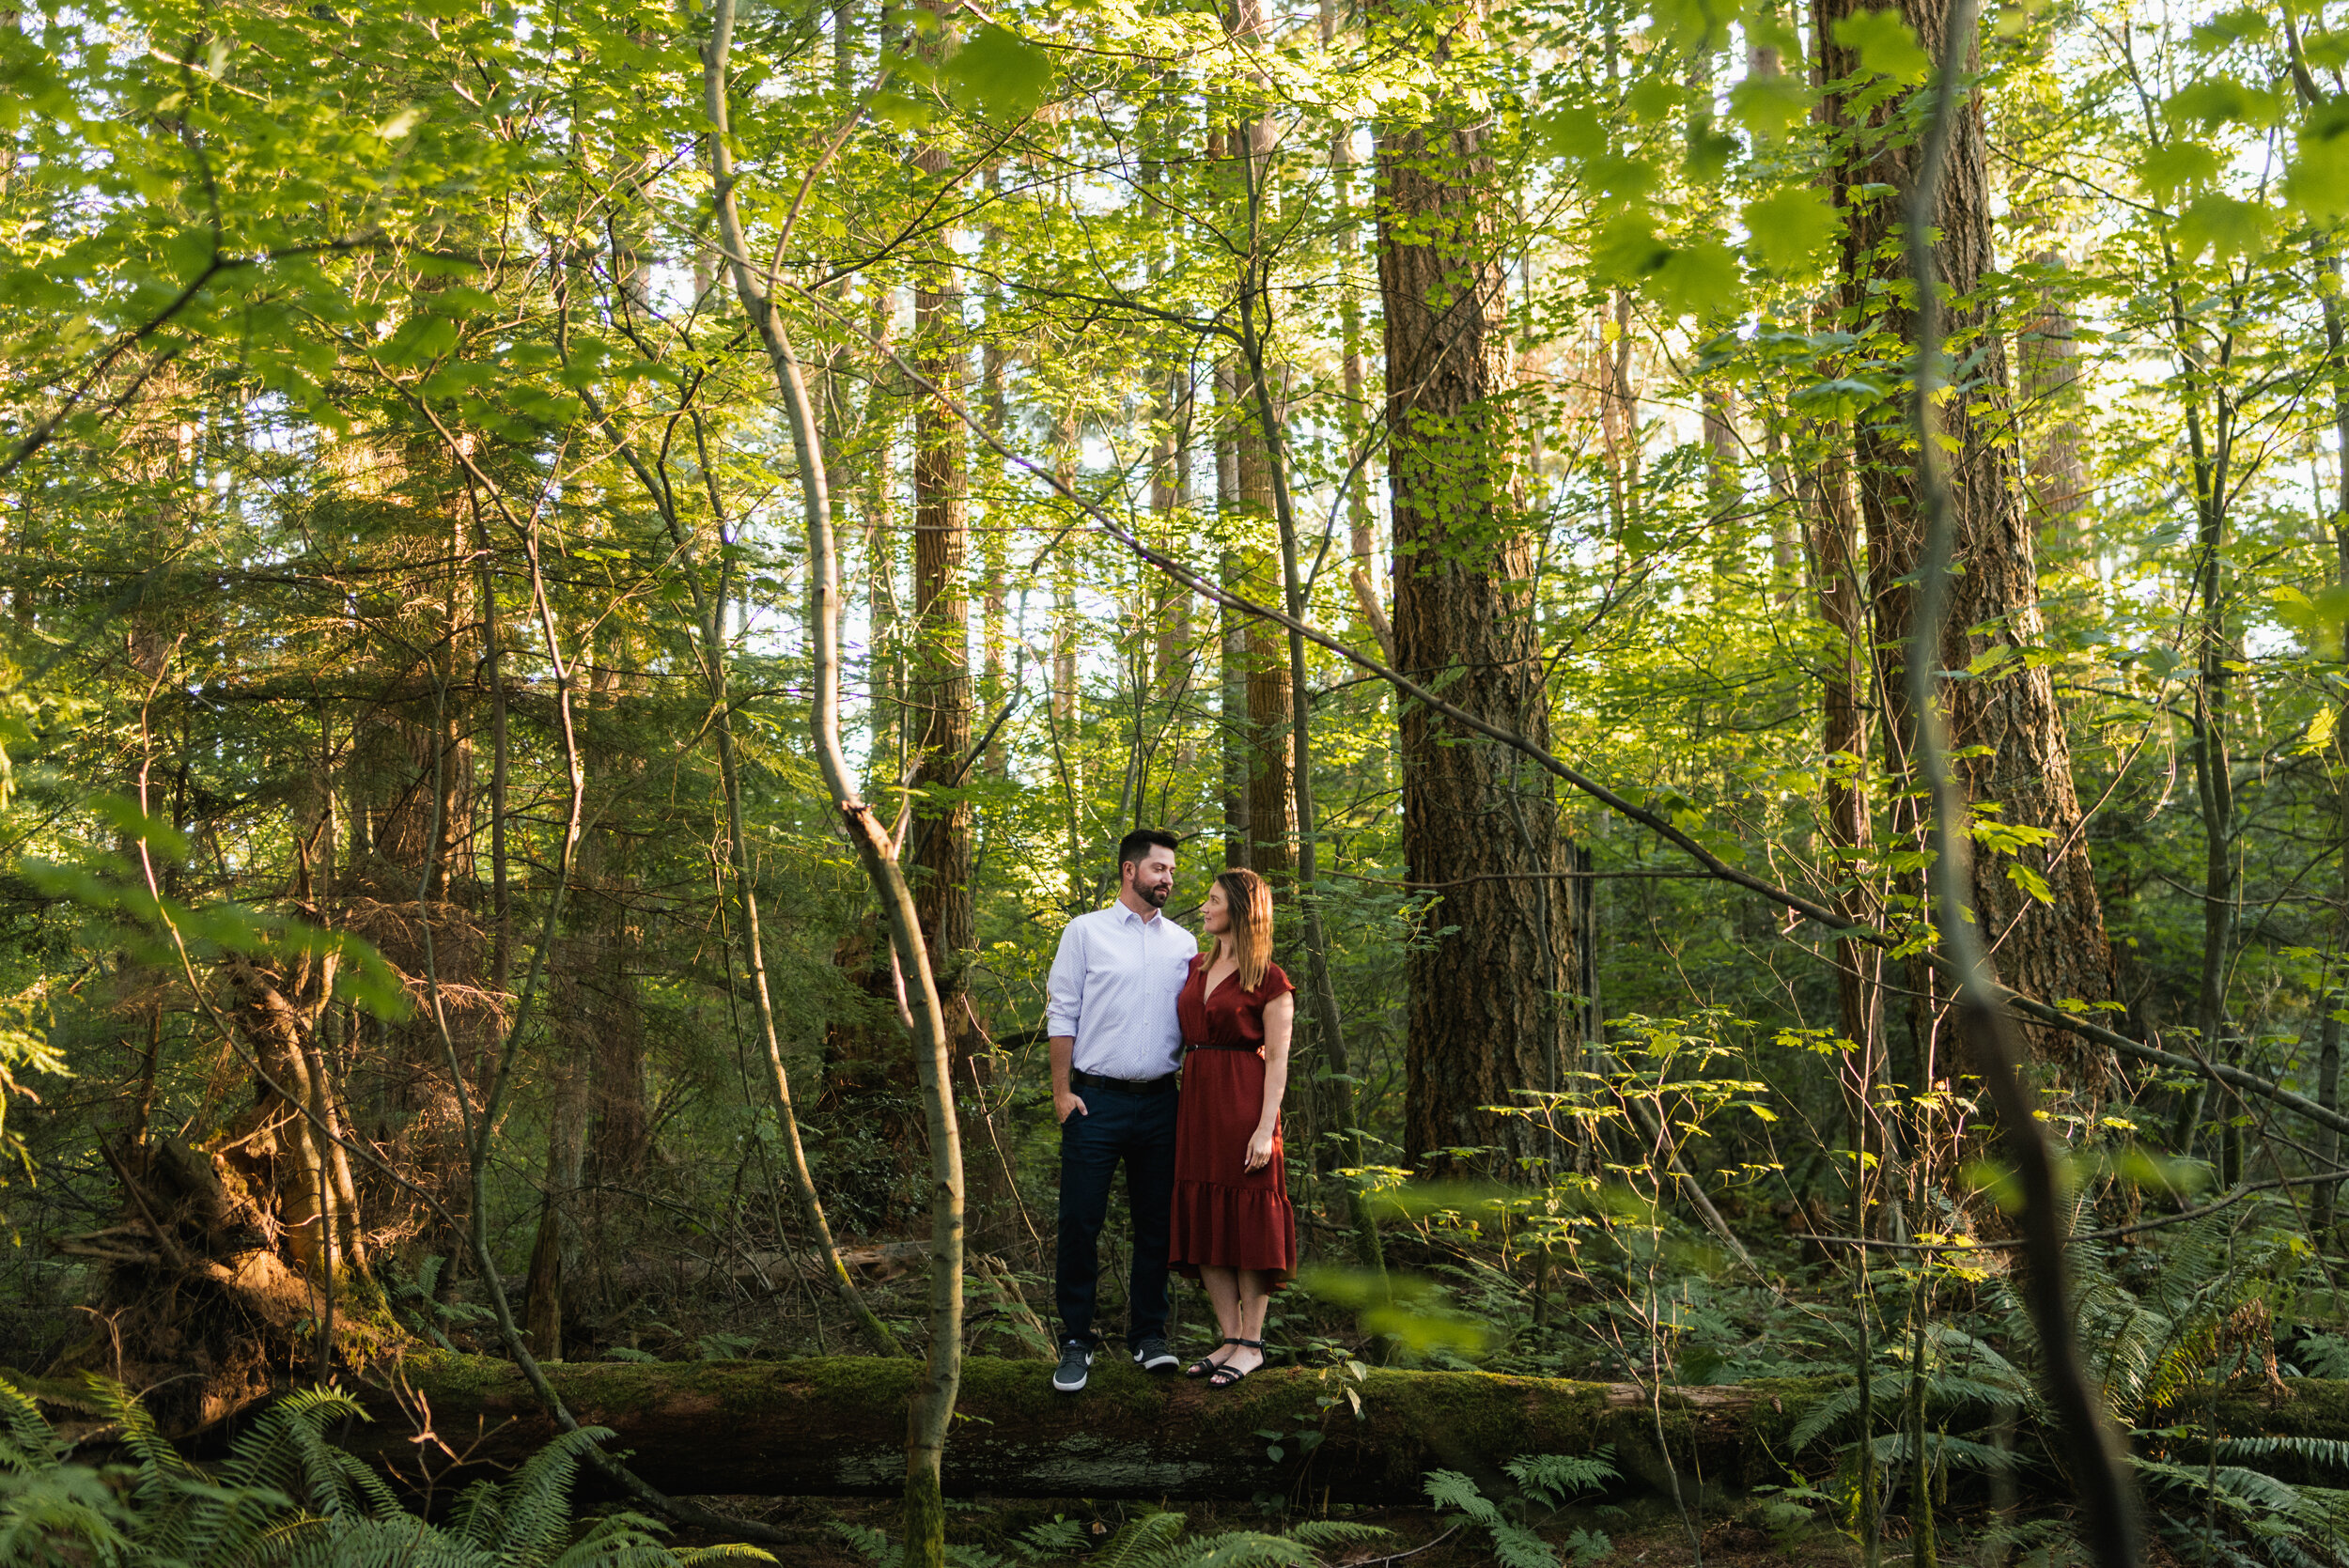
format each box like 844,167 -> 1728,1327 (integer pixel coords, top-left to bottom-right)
1045,900 -> 1199,1080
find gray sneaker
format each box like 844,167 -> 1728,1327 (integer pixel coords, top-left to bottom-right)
1052,1340 -> 1094,1393
1130,1335 -> 1178,1374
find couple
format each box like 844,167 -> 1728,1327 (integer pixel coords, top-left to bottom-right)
1045,828 -> 1296,1394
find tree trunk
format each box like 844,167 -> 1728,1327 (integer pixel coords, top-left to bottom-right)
1812,0 -> 2114,1089
910,99 -> 973,1056
351,1354 -> 1822,1504
2016,246 -> 2090,549
705,34 -> 964,1559
1215,350 -> 1252,872
1374,0 -> 1571,1178
1228,63 -> 1293,877
864,284 -> 902,799
343,1354 -> 2349,1507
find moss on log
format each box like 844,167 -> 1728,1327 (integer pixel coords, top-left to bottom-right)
351,1352 -> 1831,1503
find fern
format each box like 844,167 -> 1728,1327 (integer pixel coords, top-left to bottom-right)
0,1378 -> 61,1473
1487,1520 -> 1560,1568
469,1424 -> 621,1567
1506,1449 -> 1618,1505
830,1520 -> 893,1563
0,1374 -> 770,1568
2218,1436 -> 2349,1472
1011,1516 -> 1093,1561
1421,1469 -> 1501,1527
1091,1510 -> 1188,1567
1279,1521 -> 1392,1552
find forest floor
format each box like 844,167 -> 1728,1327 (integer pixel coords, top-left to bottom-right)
654,1491 -> 2143,1566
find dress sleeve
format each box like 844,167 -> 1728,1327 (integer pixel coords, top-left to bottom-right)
1258,962 -> 1296,1002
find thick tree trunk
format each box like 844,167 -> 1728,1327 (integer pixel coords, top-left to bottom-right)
1374,0 -> 1571,1178
1813,0 -> 2113,1089
2016,247 -> 2090,547
353,1354 -> 1817,1503
344,1354 -> 2349,1505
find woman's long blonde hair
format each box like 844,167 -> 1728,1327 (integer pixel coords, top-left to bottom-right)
1206,868 -> 1274,992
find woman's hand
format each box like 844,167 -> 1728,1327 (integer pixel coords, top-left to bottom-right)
1243,1126 -> 1275,1172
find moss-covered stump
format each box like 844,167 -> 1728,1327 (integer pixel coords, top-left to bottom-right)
351,1353 -> 1830,1503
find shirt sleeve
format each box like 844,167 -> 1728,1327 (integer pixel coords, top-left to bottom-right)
1045,920 -> 1086,1038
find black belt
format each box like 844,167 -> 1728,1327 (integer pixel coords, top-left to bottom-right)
1071,1067 -> 1178,1095
1183,1040 -> 1253,1052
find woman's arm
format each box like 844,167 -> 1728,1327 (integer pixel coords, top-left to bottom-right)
1245,992 -> 1296,1172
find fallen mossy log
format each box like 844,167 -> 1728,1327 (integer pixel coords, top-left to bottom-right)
352,1352 -> 1829,1503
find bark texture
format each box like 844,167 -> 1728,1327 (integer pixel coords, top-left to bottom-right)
326,1355 -> 2349,1505
1375,3 -> 1572,1176
1813,0 -> 2113,1084
910,134 -> 974,1046
350,1354 -> 1822,1503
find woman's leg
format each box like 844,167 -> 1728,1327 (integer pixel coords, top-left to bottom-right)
1225,1269 -> 1271,1374
1197,1265 -> 1243,1359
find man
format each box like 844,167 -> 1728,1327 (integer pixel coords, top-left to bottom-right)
1044,827 -> 1196,1392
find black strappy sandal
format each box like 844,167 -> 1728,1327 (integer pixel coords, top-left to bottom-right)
1206,1338 -> 1265,1389
1185,1338 -> 1243,1379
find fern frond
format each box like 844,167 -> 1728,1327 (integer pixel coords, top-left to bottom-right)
1422,1469 -> 1501,1526
1506,1448 -> 1617,1502
0,1463 -> 138,1565
0,1377 -> 62,1473
1282,1519 -> 1392,1549
1092,1509 -> 1186,1568
830,1520 -> 892,1563
1786,1374 -> 1903,1452
1486,1521 -> 1559,1568
1132,1529 -> 1316,1568
482,1424 -> 617,1568
2217,1436 -> 2349,1471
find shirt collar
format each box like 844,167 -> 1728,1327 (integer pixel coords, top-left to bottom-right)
1112,897 -> 1159,925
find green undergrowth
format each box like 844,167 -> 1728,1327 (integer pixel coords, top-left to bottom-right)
0,1373 -> 770,1567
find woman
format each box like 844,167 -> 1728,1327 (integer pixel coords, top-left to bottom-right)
1167,867 -> 1296,1388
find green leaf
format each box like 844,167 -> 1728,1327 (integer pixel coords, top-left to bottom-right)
1741,187 -> 1840,273
1833,8 -> 1930,85
944,24 -> 1053,120
869,88 -> 932,131
2164,75 -> 2283,132
2172,192 -> 2270,261
1787,376 -> 1888,420
2005,862 -> 2054,907
1532,107 -> 1609,161
1728,71 -> 1812,143
1595,214 -> 1742,318
2268,581 -> 2349,642
2138,139 -> 2220,201
1423,1470 -> 1501,1526
2188,7 -> 2268,52
2286,98 -> 2349,220
1626,77 -> 1683,122
1649,0 -> 1742,52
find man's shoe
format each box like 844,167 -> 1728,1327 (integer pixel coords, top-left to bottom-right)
1052,1340 -> 1094,1393
1130,1336 -> 1178,1374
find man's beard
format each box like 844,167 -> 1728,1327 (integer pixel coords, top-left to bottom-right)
1139,879 -> 1171,908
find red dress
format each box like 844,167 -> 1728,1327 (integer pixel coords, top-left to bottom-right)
1168,955 -> 1298,1283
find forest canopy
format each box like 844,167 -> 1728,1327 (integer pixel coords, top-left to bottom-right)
6,0 -> 2349,1561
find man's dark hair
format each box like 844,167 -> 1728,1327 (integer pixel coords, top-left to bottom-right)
1117,828 -> 1181,866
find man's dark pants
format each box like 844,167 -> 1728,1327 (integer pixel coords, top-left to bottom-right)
1056,1082 -> 1177,1349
